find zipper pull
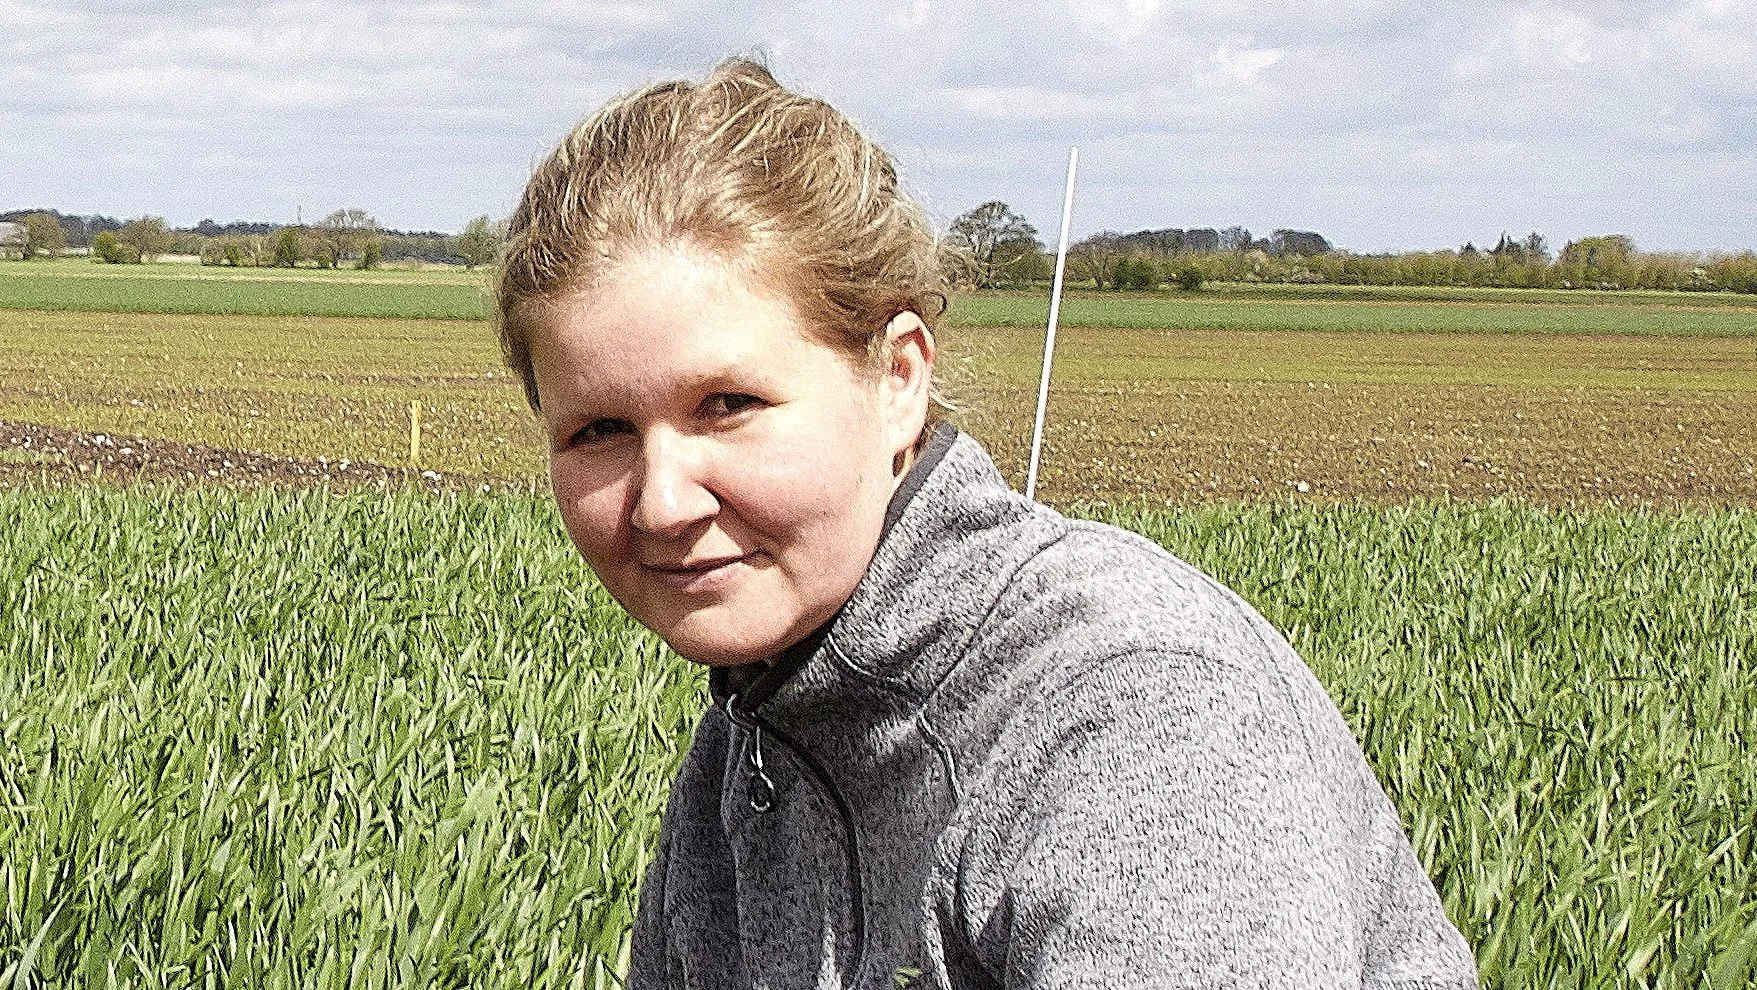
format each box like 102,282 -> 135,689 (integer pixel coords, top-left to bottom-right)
746,725 -> 776,814
725,693 -> 776,814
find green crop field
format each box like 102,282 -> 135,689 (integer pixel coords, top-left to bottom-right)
2,487 -> 1752,987
0,262 -> 488,321
0,490 -> 695,987
954,290 -> 1757,337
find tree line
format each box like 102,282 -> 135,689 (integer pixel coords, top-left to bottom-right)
7,201 -> 1756,295
944,202 -> 1757,295
0,209 -> 504,270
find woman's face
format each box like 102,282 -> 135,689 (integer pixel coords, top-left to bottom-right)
531,242 -> 931,667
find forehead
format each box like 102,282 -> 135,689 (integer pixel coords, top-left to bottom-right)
529,243 -> 856,405
559,244 -> 797,349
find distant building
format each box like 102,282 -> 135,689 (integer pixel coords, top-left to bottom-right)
0,221 -> 24,260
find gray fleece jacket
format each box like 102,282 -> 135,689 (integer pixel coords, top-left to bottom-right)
628,425 -> 1477,990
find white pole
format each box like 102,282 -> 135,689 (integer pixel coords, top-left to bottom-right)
1025,146 -> 1078,502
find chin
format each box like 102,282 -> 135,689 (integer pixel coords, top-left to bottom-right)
665,634 -> 779,668
648,612 -> 782,668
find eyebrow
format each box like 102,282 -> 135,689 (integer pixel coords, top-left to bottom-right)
565,362 -> 764,419
665,365 -> 755,396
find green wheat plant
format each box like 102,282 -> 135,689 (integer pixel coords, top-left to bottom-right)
1,488 -> 1752,988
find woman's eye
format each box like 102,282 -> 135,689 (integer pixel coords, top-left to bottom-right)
706,393 -> 763,417
570,418 -> 632,447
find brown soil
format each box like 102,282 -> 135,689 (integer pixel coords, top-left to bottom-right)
964,381 -> 1757,509
0,420 -> 532,493
8,383 -> 1755,509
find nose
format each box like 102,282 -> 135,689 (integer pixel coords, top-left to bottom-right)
629,430 -> 719,536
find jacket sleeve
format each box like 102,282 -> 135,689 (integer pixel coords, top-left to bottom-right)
929,647 -> 1477,990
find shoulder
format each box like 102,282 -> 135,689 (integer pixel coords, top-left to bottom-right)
925,501 -> 1416,887
925,527 -> 1476,986
922,502 -> 1385,845
1017,514 -> 1283,658
950,509 -> 1318,732
881,432 -> 1353,765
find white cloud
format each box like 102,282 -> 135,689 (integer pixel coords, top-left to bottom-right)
1077,0 -> 1161,42
1209,44 -> 1285,84
890,0 -> 930,30
944,85 -> 1112,121
1514,8 -> 1597,66
0,0 -> 79,27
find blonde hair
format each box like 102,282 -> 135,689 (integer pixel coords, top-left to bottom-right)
496,58 -> 950,417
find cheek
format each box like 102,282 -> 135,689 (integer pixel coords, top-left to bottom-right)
550,462 -> 629,564
728,410 -> 890,539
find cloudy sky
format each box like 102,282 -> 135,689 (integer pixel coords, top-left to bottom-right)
4,0 -> 1753,252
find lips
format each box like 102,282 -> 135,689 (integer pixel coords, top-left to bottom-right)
642,553 -> 754,593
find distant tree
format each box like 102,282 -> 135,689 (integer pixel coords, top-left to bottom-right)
1182,228 -> 1221,253
21,212 -> 67,258
1707,253 -> 1757,294
1489,231 -> 1519,262
1559,234 -> 1634,269
947,202 -> 1040,288
27,213 -> 119,250
1219,226 -> 1253,252
456,215 -> 501,270
1269,229 -> 1332,257
92,230 -> 139,264
1111,255 -> 1160,290
1116,228 -> 1186,257
356,239 -> 382,270
317,208 -> 380,267
1558,234 -> 1635,288
203,240 -> 255,267
1173,266 -> 1204,291
1521,231 -> 1549,264
991,233 -> 1049,287
242,235 -> 274,267
116,217 -> 173,261
57,215 -> 85,248
272,226 -> 302,267
1068,231 -> 1126,289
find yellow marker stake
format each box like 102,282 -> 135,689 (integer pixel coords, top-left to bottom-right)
409,400 -> 422,466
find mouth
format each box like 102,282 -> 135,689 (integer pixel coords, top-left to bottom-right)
642,553 -> 754,593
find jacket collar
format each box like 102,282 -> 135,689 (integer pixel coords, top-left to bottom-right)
711,423 -> 1051,727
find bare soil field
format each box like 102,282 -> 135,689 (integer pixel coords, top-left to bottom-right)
3,309 -> 1752,507
968,379 -> 1756,506
0,419 -> 524,492
954,326 -> 1757,507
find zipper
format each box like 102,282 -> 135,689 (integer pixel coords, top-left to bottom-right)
744,721 -> 776,813
723,692 -> 867,979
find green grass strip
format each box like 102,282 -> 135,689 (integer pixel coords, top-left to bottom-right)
0,268 -> 487,320
950,292 -> 1757,337
7,263 -> 1757,336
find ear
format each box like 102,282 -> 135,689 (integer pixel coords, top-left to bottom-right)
878,310 -> 936,458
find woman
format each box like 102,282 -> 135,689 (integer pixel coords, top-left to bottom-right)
496,59 -> 1476,990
